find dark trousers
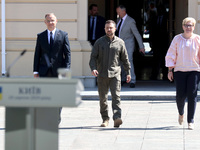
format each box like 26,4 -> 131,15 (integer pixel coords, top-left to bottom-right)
46,69 -> 62,124
174,71 -> 200,123
151,47 -> 168,80
97,76 -> 121,121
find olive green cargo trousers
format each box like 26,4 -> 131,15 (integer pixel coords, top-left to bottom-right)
97,76 -> 121,121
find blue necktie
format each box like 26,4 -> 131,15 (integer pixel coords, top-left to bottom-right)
90,17 -> 95,40
50,32 -> 54,47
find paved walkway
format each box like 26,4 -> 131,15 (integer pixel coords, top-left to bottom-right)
1,81 -> 200,150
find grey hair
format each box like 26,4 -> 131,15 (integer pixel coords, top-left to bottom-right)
117,5 -> 126,11
45,13 -> 57,19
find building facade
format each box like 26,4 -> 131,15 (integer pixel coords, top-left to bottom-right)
0,0 -> 200,86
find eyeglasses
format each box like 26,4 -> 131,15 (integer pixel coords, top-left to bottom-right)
184,24 -> 194,28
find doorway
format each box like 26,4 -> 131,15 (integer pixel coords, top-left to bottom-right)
114,0 -> 172,80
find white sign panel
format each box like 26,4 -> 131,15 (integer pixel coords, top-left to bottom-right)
0,78 -> 83,107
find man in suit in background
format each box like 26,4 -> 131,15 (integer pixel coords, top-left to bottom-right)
33,13 -> 71,124
116,5 -> 145,88
88,4 -> 106,46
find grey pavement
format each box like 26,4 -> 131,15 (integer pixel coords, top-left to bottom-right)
1,80 -> 200,150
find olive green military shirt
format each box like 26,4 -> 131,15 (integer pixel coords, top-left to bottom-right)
89,35 -> 131,78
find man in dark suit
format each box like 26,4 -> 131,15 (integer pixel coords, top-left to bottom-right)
33,13 -> 71,78
33,13 -> 71,124
88,4 -> 106,45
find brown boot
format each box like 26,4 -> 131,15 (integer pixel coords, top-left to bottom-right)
114,118 -> 122,127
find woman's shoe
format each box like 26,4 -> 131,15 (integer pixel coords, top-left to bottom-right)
188,123 -> 194,130
178,115 -> 184,125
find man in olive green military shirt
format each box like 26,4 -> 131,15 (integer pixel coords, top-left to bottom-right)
89,20 -> 131,128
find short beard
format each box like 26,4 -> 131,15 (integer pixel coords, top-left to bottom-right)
106,32 -> 114,37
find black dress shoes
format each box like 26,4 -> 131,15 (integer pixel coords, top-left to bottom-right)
130,83 -> 135,88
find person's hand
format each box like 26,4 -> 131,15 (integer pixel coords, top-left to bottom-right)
126,75 -> 131,83
91,70 -> 98,77
139,48 -> 145,54
168,72 -> 173,81
34,74 -> 39,78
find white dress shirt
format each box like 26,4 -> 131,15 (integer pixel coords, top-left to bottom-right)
117,14 -> 127,37
47,28 -> 56,44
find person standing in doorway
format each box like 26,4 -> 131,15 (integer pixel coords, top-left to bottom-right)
116,5 -> 145,88
165,17 -> 200,130
88,4 -> 106,46
89,20 -> 131,128
150,4 -> 169,80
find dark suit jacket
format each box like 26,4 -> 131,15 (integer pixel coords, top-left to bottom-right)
88,15 -> 105,43
33,29 -> 71,77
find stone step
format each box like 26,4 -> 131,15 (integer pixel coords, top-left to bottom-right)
80,80 -> 200,100
81,91 -> 177,100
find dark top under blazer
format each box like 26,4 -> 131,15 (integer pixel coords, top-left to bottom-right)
33,29 -> 71,77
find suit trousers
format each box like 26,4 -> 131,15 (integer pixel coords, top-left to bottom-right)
97,76 -> 121,121
121,48 -> 136,83
174,71 -> 200,123
46,69 -> 62,124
